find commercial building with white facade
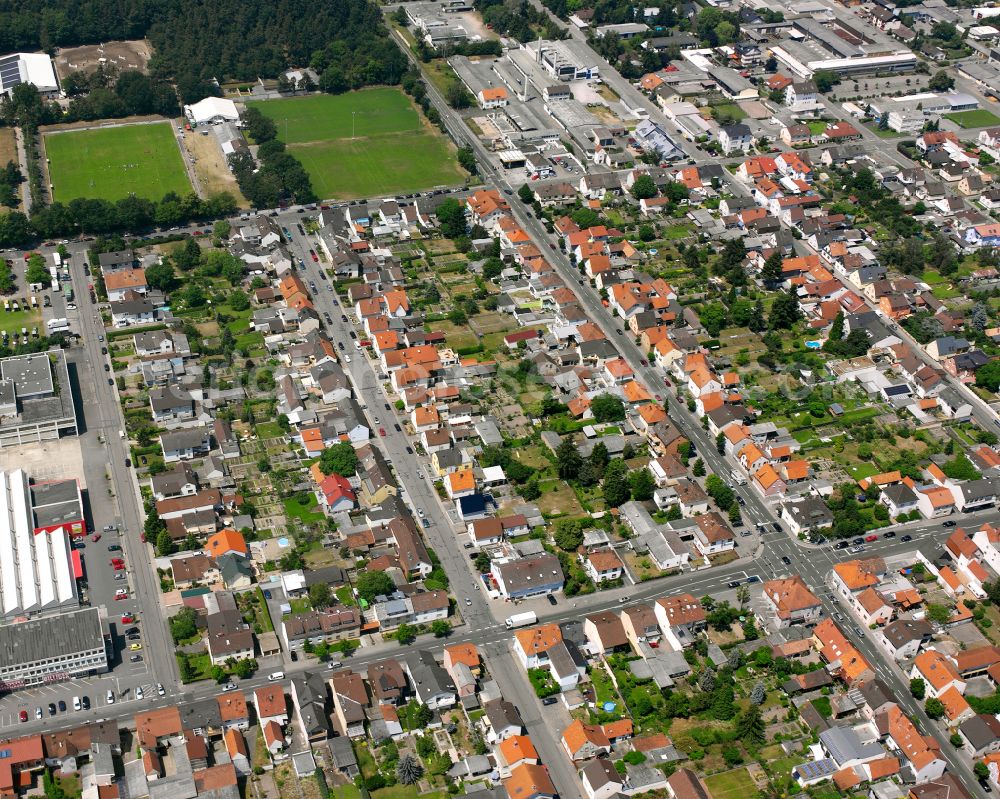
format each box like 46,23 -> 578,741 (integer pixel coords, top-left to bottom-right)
0,607 -> 108,690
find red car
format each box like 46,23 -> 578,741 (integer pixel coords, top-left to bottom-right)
192,230 -> 203,236
121,614 -> 134,624
19,710 -> 27,722
140,533 -> 146,543
91,533 -> 101,542
865,534 -> 878,542
114,592 -> 128,600
111,559 -> 125,570
379,427 -> 386,437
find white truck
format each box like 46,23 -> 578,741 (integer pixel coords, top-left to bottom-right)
505,611 -> 537,629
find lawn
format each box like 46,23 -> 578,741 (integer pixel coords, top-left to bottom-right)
256,421 -> 286,438
807,120 -> 828,135
247,89 -> 466,199
845,462 -> 879,480
283,495 -> 326,524
944,109 -> 1000,129
45,122 -> 192,202
704,768 -> 757,799
0,306 -> 41,337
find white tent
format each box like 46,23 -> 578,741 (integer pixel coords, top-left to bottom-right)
185,96 -> 239,125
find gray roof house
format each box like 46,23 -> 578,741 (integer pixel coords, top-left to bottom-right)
290,671 -> 329,743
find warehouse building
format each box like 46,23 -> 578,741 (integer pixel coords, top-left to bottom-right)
0,469 -> 82,619
0,607 -> 108,690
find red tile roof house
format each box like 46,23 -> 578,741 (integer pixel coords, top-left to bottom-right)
654,594 -> 706,649
317,474 -> 355,513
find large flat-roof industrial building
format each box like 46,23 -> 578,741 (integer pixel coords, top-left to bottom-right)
0,350 -> 78,448
0,52 -> 59,98
0,607 -> 107,690
0,469 -> 83,620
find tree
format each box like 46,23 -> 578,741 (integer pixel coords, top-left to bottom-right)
812,69 -> 840,93
25,255 -> 48,286
554,519 -> 584,550
169,606 -> 199,643
629,469 -> 655,501
924,697 -> 945,719
156,529 -> 175,557
602,459 -> 631,507
736,704 -> 766,746
974,762 -> 990,781
943,454 -> 979,481
319,441 -> 358,476
591,393 -> 626,422
397,755 -> 423,785
178,653 -> 196,683
474,552 -> 491,572
750,681 -> 766,705
950,732 -> 964,748
926,603 -> 951,625
309,582 -> 331,608
928,69 -> 954,92
144,260 -> 178,292
699,667 -> 716,693
396,623 -> 417,645
518,183 -> 534,203
699,303 -> 728,337
356,571 -> 395,603
590,442 -> 609,476
555,437 -> 582,480
768,289 -> 801,330
174,237 -> 202,270
976,359 -> 1000,393
431,620 -> 452,638
692,458 -> 705,477
211,665 -> 228,683
631,174 -> 657,200
436,198 -> 467,239
233,658 -> 257,678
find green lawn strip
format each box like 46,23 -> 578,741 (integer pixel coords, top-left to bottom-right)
704,768 -> 757,799
45,121 -> 191,202
944,110 -> 1000,128
254,587 -> 275,632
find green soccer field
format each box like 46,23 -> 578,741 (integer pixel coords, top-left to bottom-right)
45,122 -> 192,202
247,89 -> 467,200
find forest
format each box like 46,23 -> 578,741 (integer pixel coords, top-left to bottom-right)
0,0 -> 408,103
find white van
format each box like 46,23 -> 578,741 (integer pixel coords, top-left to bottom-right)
267,671 -> 285,682
73,696 -> 81,711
